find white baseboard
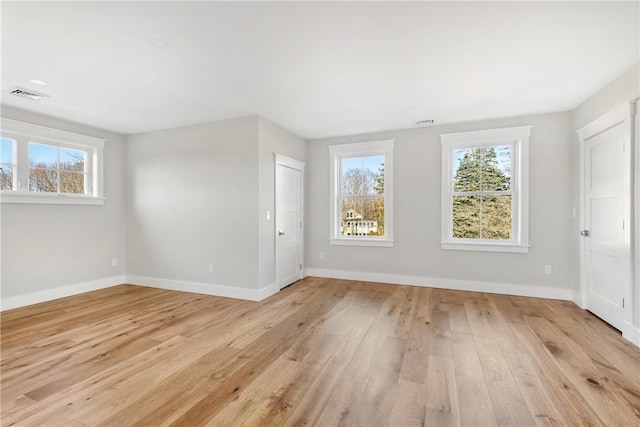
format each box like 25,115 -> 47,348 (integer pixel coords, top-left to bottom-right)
305,268 -> 573,301
1,275 -> 125,311
126,275 -> 278,302
622,321 -> 640,347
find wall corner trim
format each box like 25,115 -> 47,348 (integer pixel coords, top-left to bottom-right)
622,321 -> 640,348
126,275 -> 276,302
0,275 -> 125,311
305,268 -> 573,301
571,290 -> 584,308
258,283 -> 279,301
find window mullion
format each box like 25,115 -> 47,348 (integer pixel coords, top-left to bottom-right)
511,191 -> 517,241
56,146 -> 61,194
85,149 -> 91,195
452,190 -> 512,196
341,194 -> 383,200
17,139 -> 29,192
479,195 -> 483,239
479,148 -> 484,194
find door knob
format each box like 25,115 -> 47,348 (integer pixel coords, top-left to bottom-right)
580,230 -> 590,237
278,230 -> 285,236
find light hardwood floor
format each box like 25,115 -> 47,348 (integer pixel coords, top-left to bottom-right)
1,277 -> 639,426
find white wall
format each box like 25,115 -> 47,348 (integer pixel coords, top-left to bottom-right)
0,106 -> 126,307
572,64 -> 639,131
2,67 -> 636,313
125,116 -> 306,298
125,116 -> 261,293
1,112 -> 308,307
306,112 -> 574,298
570,63 -> 640,341
257,117 -> 307,289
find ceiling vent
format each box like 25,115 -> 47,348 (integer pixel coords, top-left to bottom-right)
416,119 -> 435,127
8,87 -> 50,101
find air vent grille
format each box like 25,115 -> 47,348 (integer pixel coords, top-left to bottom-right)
8,87 -> 50,101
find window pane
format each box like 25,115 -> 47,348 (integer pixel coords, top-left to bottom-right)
453,148 -> 480,192
60,148 -> 86,172
363,197 -> 384,236
0,164 -> 13,190
60,171 -> 85,194
453,146 -> 512,192
481,195 -> 512,239
452,195 -> 480,238
1,138 -> 14,164
480,145 -> 511,191
30,168 -> 58,192
30,142 -> 58,168
341,197 -> 383,237
371,158 -> 385,195
341,155 -> 385,196
341,198 -> 362,236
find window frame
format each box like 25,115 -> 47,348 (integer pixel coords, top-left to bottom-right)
0,118 -> 105,205
440,126 -> 531,253
0,136 -> 17,191
329,139 -> 394,247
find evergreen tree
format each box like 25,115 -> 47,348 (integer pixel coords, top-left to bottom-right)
374,164 -> 384,194
453,147 -> 509,192
452,147 -> 511,239
372,163 -> 385,234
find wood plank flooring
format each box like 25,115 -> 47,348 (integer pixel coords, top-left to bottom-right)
1,277 -> 639,426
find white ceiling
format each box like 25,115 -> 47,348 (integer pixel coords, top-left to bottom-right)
1,2 -> 638,139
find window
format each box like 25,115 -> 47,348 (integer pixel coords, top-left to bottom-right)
329,140 -> 394,247
0,118 -> 105,205
29,143 -> 88,194
441,126 -> 530,253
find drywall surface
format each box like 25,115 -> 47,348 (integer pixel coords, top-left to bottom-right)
573,63 -> 639,130
0,106 -> 126,299
126,116 -> 260,290
257,117 -> 307,289
306,111 -> 574,293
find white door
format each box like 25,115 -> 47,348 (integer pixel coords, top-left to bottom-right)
579,103 -> 634,331
275,155 -> 304,290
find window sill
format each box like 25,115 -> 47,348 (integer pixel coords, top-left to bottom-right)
441,241 -> 529,253
0,193 -> 105,205
330,238 -> 394,247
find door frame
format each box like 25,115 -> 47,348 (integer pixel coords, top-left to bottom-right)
577,100 -> 636,337
274,153 -> 305,289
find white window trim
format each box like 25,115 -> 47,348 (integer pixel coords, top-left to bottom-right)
0,118 -> 105,205
440,126 -> 531,253
329,139 -> 394,247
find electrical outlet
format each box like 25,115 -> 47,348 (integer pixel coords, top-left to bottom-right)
544,265 -> 552,275
111,258 -> 118,267
319,252 -> 324,260
208,263 -> 214,273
